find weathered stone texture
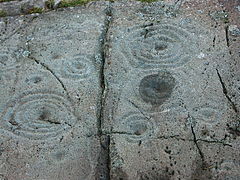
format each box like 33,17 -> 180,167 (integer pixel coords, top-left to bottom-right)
103,0 -> 240,179
0,2 -> 108,180
0,0 -> 239,180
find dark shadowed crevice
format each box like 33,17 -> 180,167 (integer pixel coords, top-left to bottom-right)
98,4 -> 112,137
96,135 -> 111,180
225,25 -> 230,47
190,123 -> 204,162
196,139 -> 232,147
212,35 -> 216,48
224,25 -> 233,55
96,3 -> 113,180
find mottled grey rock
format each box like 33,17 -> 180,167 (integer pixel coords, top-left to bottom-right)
229,25 -> 240,36
0,0 -> 239,179
103,0 -> 240,179
0,2 -> 108,179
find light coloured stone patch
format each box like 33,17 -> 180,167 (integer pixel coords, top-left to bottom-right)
229,25 -> 240,36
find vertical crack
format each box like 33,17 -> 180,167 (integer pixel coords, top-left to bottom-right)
212,35 -> 216,48
187,114 -> 205,163
225,25 -> 230,47
98,5 -> 112,136
186,113 -> 208,169
225,25 -> 232,55
216,69 -> 238,113
190,123 -> 205,162
96,4 -> 113,180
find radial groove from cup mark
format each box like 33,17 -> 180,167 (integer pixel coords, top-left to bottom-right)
118,112 -> 156,142
119,23 -> 197,69
0,90 -> 77,140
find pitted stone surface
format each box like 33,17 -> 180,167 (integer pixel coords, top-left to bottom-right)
0,2 -> 107,180
0,0 -> 240,180
103,0 -> 240,180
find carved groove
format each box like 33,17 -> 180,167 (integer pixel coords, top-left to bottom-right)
0,90 -> 77,140
119,23 -> 197,69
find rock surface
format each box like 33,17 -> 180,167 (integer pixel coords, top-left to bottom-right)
0,0 -> 239,180
0,2 -> 108,180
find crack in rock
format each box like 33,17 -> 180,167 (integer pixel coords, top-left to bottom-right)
128,100 -> 151,121
28,55 -> 71,99
196,139 -> 232,147
98,5 -> 112,137
216,69 -> 238,113
95,4 -> 113,180
190,123 -> 205,162
187,114 -> 205,163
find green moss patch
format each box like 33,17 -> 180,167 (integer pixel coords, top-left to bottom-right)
58,0 -> 92,8
45,0 -> 55,9
0,10 -> 7,17
28,7 -> 44,14
0,0 -> 15,2
137,0 -> 159,3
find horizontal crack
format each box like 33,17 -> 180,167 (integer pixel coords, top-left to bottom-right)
196,139 -> 232,147
227,126 -> 240,137
41,120 -> 61,125
103,131 -> 133,135
154,135 -> 188,141
102,131 -> 189,142
103,130 -> 232,148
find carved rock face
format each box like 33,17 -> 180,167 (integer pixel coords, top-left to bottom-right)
0,0 -> 239,179
139,72 -> 175,106
0,4 -> 106,180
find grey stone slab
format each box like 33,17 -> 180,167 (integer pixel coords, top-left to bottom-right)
220,0 -> 240,137
0,15 -> 35,44
0,2 -> 108,180
103,0 -> 240,179
0,0 -> 239,179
